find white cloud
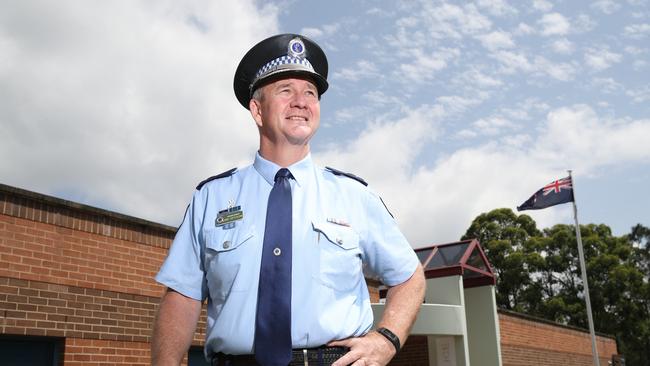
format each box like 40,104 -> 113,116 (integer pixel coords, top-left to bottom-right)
333,60 -> 379,82
532,0 -> 553,12
398,48 -> 461,83
476,0 -> 518,17
551,38 -> 574,54
458,68 -> 504,88
624,23 -> 650,39
500,134 -> 532,148
472,116 -> 518,135
533,105 -> 650,168
533,57 -> 577,81
477,30 -> 515,50
317,104 -> 650,244
574,14 -> 597,33
491,51 -> 576,81
624,45 -> 645,55
591,77 -> 623,93
418,3 -> 492,39
436,94 -> 486,115
538,13 -> 570,36
626,86 -> 650,103
0,1 -> 277,225
491,50 -> 533,73
591,0 -> 621,14
500,98 -> 550,120
456,129 -> 478,139
584,46 -> 623,71
300,27 -> 323,38
514,22 -> 535,35
315,105 -> 444,186
301,23 -> 340,40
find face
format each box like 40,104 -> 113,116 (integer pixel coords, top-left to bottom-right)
249,77 -> 321,147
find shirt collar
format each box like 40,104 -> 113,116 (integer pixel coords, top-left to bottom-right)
253,152 -> 313,187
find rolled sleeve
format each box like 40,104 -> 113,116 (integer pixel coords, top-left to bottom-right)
155,191 -> 207,301
360,190 -> 419,287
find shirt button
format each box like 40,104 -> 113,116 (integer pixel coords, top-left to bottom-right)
336,238 -> 343,245
273,247 -> 281,256
223,241 -> 231,249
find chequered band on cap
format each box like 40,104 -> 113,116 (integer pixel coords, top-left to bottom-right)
252,55 -> 315,89
234,33 -> 328,109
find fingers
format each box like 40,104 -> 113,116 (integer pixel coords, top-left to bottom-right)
332,350 -> 360,366
327,339 -> 352,348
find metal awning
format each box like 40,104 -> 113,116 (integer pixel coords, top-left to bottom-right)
415,239 -> 495,288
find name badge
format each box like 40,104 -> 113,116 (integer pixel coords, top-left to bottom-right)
216,205 -> 244,228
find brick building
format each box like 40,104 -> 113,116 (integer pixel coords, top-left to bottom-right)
0,183 -> 619,365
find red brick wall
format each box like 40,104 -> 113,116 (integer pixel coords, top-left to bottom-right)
63,338 -> 150,365
0,185 -> 208,365
499,311 -> 618,366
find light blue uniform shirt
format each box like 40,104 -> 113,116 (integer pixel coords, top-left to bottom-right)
156,153 -> 418,357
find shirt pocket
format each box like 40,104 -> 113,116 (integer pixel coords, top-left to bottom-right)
203,226 -> 256,301
312,221 -> 363,292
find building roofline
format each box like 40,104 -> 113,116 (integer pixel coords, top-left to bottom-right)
0,182 -> 177,234
497,308 -> 616,340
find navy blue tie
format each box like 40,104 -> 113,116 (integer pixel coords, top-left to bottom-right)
255,168 -> 293,366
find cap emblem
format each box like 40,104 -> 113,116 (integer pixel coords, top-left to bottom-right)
288,37 -> 306,58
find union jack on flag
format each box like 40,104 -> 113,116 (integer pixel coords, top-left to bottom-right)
517,176 -> 574,211
542,177 -> 573,196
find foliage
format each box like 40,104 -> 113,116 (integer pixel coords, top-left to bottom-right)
463,209 -> 649,365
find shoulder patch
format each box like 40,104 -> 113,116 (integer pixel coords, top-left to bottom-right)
325,166 -> 368,186
196,167 -> 237,190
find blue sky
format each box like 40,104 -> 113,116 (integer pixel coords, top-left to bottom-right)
1,0 -> 648,246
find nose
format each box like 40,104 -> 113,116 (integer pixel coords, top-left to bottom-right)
290,93 -> 307,108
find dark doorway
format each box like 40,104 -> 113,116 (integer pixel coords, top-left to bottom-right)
0,335 -> 62,366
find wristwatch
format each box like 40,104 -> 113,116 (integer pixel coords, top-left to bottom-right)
376,327 -> 401,353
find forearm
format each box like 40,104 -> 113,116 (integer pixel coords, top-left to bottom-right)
151,289 -> 203,366
377,264 -> 425,345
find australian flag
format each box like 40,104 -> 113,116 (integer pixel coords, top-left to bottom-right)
517,176 -> 574,211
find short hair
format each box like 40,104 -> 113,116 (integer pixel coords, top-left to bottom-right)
251,87 -> 264,102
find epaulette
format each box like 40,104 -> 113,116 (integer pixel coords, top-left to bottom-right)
196,167 -> 237,190
325,166 -> 368,186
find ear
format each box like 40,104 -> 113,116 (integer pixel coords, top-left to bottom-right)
249,98 -> 264,128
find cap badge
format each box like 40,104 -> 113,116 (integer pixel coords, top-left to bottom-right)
288,37 -> 306,58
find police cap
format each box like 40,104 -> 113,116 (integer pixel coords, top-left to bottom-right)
233,33 -> 329,109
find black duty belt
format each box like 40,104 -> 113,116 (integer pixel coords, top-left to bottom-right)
211,346 -> 349,366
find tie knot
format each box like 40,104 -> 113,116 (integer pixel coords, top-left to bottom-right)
275,168 -> 292,181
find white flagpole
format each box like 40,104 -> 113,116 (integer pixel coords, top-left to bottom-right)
569,170 -> 600,366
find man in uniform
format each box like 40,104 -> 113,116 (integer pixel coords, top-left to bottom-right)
151,33 -> 425,366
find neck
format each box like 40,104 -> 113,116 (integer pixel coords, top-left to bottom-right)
259,140 -> 310,168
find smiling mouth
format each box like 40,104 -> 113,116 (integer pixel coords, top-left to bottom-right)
287,116 -> 308,121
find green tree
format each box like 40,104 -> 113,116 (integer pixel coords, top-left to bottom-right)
462,210 -> 650,365
461,208 -> 541,312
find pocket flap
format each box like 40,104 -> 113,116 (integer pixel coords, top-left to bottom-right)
312,221 -> 359,250
204,226 -> 255,252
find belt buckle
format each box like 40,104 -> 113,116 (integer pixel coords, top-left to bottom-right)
303,349 -> 308,366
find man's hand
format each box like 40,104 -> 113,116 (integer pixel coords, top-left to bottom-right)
328,331 -> 396,366
328,264 -> 425,366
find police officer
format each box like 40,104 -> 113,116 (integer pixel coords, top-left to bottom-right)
151,33 -> 425,366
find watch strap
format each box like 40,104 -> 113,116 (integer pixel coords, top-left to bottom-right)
376,327 -> 401,353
